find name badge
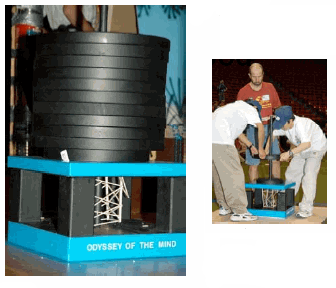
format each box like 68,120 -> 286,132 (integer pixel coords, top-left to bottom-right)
262,94 -> 270,101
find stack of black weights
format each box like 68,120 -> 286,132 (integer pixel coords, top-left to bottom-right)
32,32 -> 170,162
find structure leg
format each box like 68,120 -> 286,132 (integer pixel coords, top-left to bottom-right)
9,168 -> 42,223
156,177 -> 186,233
121,177 -> 132,220
58,176 -> 95,237
254,189 -> 263,209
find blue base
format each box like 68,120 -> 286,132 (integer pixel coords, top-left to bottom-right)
8,222 -> 186,262
245,182 -> 296,190
247,206 -> 295,219
7,156 -> 186,177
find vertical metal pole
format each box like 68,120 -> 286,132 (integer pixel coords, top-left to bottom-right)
94,4 -> 108,226
100,5 -> 108,32
24,105 -> 31,156
269,116 -> 273,180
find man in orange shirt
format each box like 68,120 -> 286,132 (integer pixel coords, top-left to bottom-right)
237,63 -> 281,183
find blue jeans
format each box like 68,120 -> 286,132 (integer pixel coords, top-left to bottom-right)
245,124 -> 280,166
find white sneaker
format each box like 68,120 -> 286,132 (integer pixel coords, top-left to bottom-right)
230,213 -> 258,222
296,210 -> 313,218
219,206 -> 232,216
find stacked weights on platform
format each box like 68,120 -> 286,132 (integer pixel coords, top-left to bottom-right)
32,32 -> 170,162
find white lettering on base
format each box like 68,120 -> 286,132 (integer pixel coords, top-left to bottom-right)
125,242 -> 136,250
158,241 -> 177,248
87,243 -> 123,252
139,241 -> 154,249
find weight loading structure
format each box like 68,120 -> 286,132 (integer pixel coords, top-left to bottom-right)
34,67 -> 167,83
8,7 -> 186,262
32,30 -> 170,163
245,116 -> 296,218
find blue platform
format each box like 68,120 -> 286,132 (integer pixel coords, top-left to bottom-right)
8,222 -> 186,262
245,182 -> 296,219
7,156 -> 186,177
245,182 -> 296,190
213,182 -> 296,219
7,156 -> 186,262
247,206 -> 295,219
6,241 -> 186,275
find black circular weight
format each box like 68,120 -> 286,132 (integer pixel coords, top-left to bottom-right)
35,78 -> 165,94
34,55 -> 167,70
36,43 -> 170,60
35,32 -> 170,49
33,102 -> 166,118
34,136 -> 163,150
43,148 -> 150,162
265,154 -> 280,161
256,178 -> 284,185
33,126 -> 163,140
33,90 -> 166,106
33,114 -> 166,129
33,67 -> 167,82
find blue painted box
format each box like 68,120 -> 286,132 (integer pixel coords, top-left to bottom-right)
7,156 -> 186,261
245,182 -> 296,219
8,222 -> 186,262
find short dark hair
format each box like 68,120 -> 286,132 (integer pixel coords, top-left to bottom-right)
286,115 -> 295,124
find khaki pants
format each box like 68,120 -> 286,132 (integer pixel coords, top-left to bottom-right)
285,150 -> 326,213
212,144 -> 248,214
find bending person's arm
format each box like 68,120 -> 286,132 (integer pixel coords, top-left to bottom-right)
280,142 -> 311,162
291,142 -> 311,154
238,133 -> 258,155
265,135 -> 277,155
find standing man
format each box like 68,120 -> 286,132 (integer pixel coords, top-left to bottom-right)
237,63 -> 281,183
268,106 -> 327,218
212,100 -> 266,221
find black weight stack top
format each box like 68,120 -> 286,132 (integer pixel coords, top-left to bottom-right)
32,32 -> 170,162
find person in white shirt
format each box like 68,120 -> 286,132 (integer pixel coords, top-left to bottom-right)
212,100 -> 266,221
267,106 -> 327,218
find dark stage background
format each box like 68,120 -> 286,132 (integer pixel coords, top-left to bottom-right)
212,59 -> 327,130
